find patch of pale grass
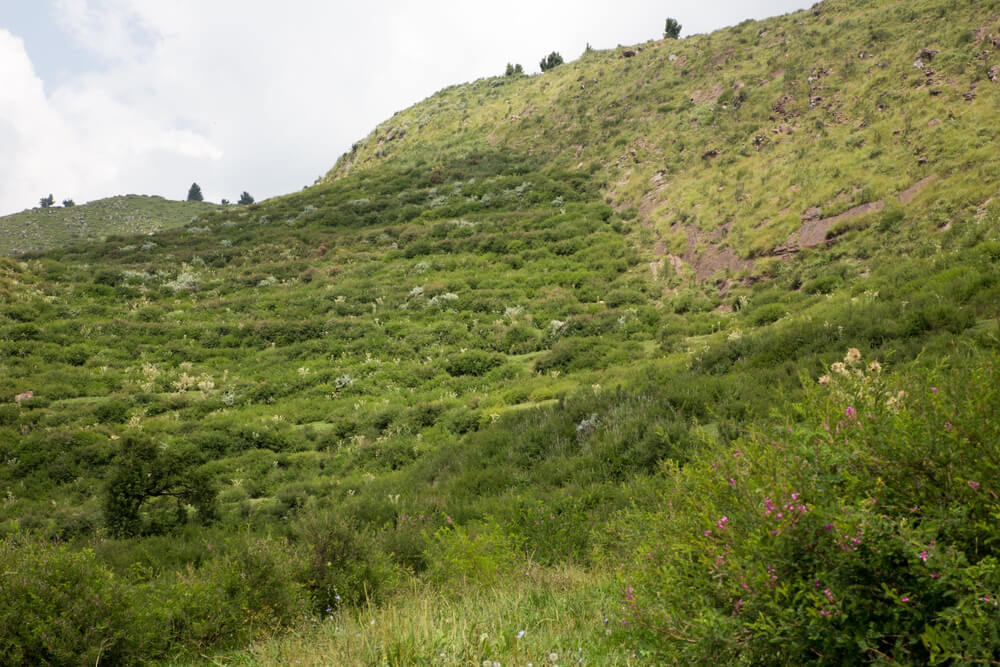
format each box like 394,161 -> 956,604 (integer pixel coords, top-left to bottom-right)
186,563 -> 645,666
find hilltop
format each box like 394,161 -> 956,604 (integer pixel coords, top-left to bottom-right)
330,0 -> 999,277
0,195 -> 218,256
2,0 -> 1000,664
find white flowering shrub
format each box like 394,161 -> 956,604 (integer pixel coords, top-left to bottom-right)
165,272 -> 200,293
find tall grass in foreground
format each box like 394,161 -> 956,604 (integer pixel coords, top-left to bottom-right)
184,565 -> 640,666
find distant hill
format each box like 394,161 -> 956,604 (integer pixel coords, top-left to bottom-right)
0,195 -> 218,255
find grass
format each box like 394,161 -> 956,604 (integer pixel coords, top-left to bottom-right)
0,195 -> 219,255
182,564 -> 636,666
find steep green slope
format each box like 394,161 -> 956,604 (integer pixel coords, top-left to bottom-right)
2,0 -> 1000,664
0,195 -> 219,256
330,0 -> 1000,270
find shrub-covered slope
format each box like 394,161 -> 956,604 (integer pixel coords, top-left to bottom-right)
0,195 -> 219,256
2,0 -> 1000,664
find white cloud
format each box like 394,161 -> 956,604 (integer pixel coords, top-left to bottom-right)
1,0 -> 811,215
0,30 -> 82,211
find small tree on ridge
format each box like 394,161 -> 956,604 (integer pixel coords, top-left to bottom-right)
539,51 -> 564,72
664,18 -> 682,39
187,182 -> 203,202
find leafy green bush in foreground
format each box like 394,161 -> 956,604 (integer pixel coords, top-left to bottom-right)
620,347 -> 1000,663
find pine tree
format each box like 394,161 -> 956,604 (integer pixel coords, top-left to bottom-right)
187,183 -> 204,202
39,194 -> 55,208
539,52 -> 564,72
664,18 -> 682,39
238,191 -> 254,205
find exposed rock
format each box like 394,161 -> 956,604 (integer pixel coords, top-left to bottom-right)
990,65 -> 1000,82
799,201 -> 885,247
802,206 -> 822,222
701,149 -> 719,160
929,88 -> 943,96
771,95 -> 798,120
621,49 -> 636,58
916,47 -> 940,61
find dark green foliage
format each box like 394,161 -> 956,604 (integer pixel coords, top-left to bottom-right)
664,17 -> 682,39
93,399 -> 129,424
505,63 -> 524,76
0,535 -> 133,665
61,199 -> 75,207
39,194 -> 54,208
187,182 -> 204,202
0,532 -> 307,665
539,51 -> 564,72
294,512 -> 396,610
103,435 -> 218,537
621,349 -> 1000,664
445,350 -> 504,376
238,191 -> 254,205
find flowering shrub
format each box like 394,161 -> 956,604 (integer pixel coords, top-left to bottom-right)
619,348 -> 1000,663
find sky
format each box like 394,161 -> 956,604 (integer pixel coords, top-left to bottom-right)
0,0 -> 811,216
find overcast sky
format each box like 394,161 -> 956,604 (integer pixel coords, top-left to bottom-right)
0,0 -> 810,216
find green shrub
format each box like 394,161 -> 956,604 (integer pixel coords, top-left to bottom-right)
94,399 -> 129,424
445,350 -> 504,376
158,534 -> 309,651
293,511 -> 397,611
745,302 -> 788,326
618,348 -> 1000,663
0,535 -> 136,665
802,274 -> 842,294
424,521 -> 522,587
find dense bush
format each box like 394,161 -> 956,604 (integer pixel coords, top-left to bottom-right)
294,512 -> 398,611
618,348 -> 1000,663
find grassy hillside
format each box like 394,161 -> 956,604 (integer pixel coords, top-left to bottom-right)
330,0 -> 1000,271
2,0 -> 1000,664
0,195 -> 219,256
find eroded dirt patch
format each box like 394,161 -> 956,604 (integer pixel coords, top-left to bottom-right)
795,175 -> 936,248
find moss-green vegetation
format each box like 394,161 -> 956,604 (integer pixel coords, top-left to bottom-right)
3,0 -> 1000,663
0,195 -> 219,255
